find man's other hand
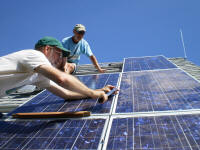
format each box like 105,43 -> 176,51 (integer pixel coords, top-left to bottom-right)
91,90 -> 108,103
98,68 -> 106,73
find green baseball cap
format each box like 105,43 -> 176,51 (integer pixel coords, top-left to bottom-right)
35,36 -> 70,57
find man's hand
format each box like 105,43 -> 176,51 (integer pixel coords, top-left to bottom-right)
101,85 -> 119,94
62,62 -> 76,74
95,85 -> 119,103
62,63 -> 67,72
90,55 -> 107,73
91,90 -> 108,103
98,68 -> 107,73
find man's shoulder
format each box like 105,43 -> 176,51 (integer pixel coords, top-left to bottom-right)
62,36 -> 72,44
12,49 -> 48,63
81,39 -> 89,46
18,49 -> 45,57
3,49 -> 41,57
18,49 -> 51,69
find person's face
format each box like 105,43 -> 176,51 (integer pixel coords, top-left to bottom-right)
73,30 -> 85,41
45,46 -> 63,68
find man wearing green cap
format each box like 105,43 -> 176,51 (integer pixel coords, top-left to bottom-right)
61,24 -> 106,74
0,36 -> 116,103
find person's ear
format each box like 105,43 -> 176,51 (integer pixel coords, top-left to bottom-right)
73,30 -> 77,35
43,46 -> 49,56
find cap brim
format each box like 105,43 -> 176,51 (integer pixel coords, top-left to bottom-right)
55,46 -> 70,57
76,28 -> 86,32
55,45 -> 67,51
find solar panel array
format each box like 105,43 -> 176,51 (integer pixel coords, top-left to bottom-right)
2,55 -> 200,150
123,55 -> 177,72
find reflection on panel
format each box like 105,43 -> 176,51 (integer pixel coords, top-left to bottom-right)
116,69 -> 200,113
8,73 -> 119,116
0,119 -> 105,150
107,115 -> 200,150
123,56 -> 177,72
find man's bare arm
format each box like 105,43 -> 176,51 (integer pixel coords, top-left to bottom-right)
90,55 -> 106,73
35,64 -> 107,100
47,82 -> 88,100
47,82 -> 118,100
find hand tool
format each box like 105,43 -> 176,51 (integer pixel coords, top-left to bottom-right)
12,111 -> 91,119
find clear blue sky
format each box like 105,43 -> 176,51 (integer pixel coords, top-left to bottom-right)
0,0 -> 200,65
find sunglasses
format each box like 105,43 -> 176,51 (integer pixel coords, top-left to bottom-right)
77,31 -> 85,35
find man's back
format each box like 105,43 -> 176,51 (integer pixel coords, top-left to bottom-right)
0,50 -> 51,97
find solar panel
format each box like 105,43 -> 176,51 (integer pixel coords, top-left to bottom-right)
8,73 -> 119,116
0,118 -> 105,149
107,114 -> 200,150
123,56 -> 177,72
116,69 -> 200,113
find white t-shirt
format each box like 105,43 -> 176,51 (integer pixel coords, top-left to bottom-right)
0,49 -> 53,97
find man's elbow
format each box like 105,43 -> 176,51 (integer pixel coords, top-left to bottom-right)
56,75 -> 68,87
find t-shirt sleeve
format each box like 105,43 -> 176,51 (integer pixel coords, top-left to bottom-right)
61,38 -> 67,45
20,50 -> 51,71
83,41 -> 93,57
33,74 -> 56,88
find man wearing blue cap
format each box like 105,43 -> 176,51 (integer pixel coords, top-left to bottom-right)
0,36 -> 116,103
61,24 -> 106,74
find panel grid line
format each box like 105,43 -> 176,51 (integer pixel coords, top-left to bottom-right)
173,115 -> 193,150
179,115 -> 200,149
70,120 -> 88,149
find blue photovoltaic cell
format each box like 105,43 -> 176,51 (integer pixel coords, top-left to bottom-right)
107,115 -> 200,150
116,69 -> 200,113
8,73 -> 119,116
0,119 -> 105,150
123,56 -> 177,72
